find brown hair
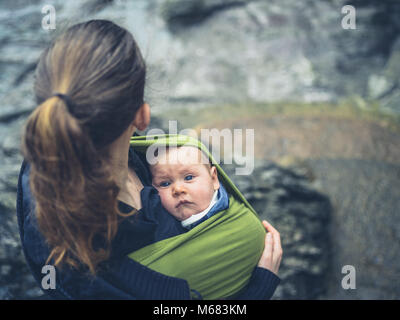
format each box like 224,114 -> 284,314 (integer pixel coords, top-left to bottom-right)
21,20 -> 146,275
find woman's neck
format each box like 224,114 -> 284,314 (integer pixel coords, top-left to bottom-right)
107,132 -> 131,187
107,127 -> 143,210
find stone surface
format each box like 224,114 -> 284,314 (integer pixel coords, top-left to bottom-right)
221,161 -> 332,299
306,158 -> 400,299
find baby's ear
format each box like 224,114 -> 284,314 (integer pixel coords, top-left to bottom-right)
210,166 -> 220,190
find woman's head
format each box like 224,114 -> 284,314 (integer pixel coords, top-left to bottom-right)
22,19 -> 147,274
33,19 -> 147,148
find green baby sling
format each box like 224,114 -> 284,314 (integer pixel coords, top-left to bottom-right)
127,134 -> 266,299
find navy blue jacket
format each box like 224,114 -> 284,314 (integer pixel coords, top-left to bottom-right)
16,146 -> 280,299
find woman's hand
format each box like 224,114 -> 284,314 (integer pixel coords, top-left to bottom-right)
258,220 -> 282,276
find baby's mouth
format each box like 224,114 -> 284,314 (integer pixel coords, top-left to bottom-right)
176,200 -> 191,208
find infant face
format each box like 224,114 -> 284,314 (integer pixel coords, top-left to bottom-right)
150,146 -> 220,221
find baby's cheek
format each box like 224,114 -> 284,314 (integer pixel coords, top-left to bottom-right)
198,189 -> 215,209
158,192 -> 175,212
157,191 -> 168,205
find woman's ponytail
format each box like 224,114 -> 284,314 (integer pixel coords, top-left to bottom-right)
21,19 -> 146,274
22,94 -> 122,274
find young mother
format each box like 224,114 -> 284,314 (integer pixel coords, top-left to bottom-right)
16,19 -> 282,299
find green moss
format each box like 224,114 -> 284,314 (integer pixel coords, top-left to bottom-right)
158,97 -> 400,133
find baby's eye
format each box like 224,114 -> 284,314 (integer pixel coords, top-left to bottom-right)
159,181 -> 171,187
184,175 -> 194,181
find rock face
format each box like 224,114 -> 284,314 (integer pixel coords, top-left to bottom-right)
306,158 -> 400,299
0,0 -> 398,299
1,0 -> 399,121
221,161 -> 332,299
147,0 -> 400,112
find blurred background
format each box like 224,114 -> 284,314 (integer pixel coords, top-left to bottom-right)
0,0 -> 399,299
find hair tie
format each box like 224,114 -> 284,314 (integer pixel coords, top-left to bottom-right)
51,92 -> 74,113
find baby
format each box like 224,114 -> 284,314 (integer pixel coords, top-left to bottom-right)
150,146 -> 229,229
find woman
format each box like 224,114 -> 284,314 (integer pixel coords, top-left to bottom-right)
16,19 -> 282,299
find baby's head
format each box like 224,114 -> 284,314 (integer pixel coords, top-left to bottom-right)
150,146 -> 220,221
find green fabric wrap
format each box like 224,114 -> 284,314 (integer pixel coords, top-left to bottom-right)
128,134 -> 265,299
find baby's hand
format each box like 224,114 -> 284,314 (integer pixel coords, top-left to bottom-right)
257,220 -> 282,276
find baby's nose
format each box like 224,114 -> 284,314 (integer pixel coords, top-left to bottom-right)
172,183 -> 186,195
